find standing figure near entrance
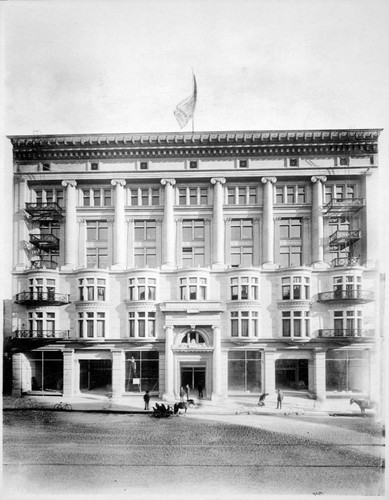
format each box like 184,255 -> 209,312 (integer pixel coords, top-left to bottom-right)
143,390 -> 150,411
180,386 -> 185,402
276,389 -> 284,409
185,384 -> 190,401
197,381 -> 204,398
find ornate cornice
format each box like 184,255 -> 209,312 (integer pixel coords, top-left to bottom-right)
10,129 -> 381,162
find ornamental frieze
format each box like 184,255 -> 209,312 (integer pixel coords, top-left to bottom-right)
74,301 -> 110,310
226,301 -> 261,310
277,300 -> 313,309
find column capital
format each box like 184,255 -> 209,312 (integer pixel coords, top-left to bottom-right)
161,178 -> 176,186
311,176 -> 327,184
210,177 -> 226,185
204,218 -> 212,225
61,180 -> 77,188
78,218 -> 86,224
261,176 -> 277,184
212,325 -> 221,331
126,217 -> 134,223
111,179 -> 126,187
163,324 -> 174,331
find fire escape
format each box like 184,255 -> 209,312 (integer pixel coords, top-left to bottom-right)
25,202 -> 63,270
12,201 -> 70,340
325,197 -> 364,268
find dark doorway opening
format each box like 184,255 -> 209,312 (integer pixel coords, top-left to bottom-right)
180,366 -> 206,397
80,360 -> 112,393
275,359 -> 308,391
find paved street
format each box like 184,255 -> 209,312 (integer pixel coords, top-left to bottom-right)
3,409 -> 384,498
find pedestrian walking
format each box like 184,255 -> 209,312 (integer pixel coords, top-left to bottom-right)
185,384 -> 190,401
180,386 -> 185,402
143,390 -> 150,410
276,389 -> 284,409
197,381 -> 203,398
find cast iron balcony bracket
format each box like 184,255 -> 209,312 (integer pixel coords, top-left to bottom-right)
318,329 -> 375,338
12,329 -> 70,339
15,291 -> 70,306
317,290 -> 374,303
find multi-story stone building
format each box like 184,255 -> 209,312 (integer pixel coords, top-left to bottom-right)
8,128 -> 382,406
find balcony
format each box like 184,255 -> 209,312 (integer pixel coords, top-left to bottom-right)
331,257 -> 360,268
29,259 -> 58,270
12,329 -> 70,339
324,198 -> 365,216
319,329 -> 375,338
25,202 -> 63,221
15,291 -> 70,306
329,230 -> 361,249
317,290 -> 374,303
30,233 -> 59,251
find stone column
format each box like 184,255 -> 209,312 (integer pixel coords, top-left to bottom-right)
311,176 -> 327,268
161,179 -> 176,268
61,180 -> 78,269
263,349 -> 276,394
313,349 -> 326,402
111,349 -> 125,400
62,349 -> 75,398
163,325 -> 174,400
261,177 -> 277,269
12,352 -> 23,396
210,178 -> 226,268
212,326 -> 222,400
111,179 -> 127,269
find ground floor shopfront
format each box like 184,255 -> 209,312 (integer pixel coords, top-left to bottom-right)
11,337 -> 379,403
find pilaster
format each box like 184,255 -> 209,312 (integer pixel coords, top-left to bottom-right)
263,349 -> 276,394
61,180 -> 78,269
63,349 -> 76,398
163,325 -> 174,400
311,176 -> 328,269
111,179 -> 127,269
111,349 -> 125,399
210,178 -> 226,269
261,177 -> 277,269
313,349 -> 326,402
161,179 -> 176,268
212,326 -> 222,400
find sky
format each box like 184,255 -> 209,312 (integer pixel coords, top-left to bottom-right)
1,0 -> 389,294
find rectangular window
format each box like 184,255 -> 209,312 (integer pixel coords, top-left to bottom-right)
199,188 -> 208,205
227,188 -> 235,205
86,248 -> 108,269
86,221 -> 108,241
134,220 -> 156,241
282,310 -> 309,337
326,349 -> 369,393
230,311 -> 259,338
83,190 -> 91,207
125,351 -> 159,393
231,219 -> 253,240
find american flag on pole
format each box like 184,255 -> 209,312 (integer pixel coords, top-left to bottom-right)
174,74 -> 197,129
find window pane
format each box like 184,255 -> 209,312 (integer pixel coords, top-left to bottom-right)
146,223 -> 156,240
231,319 -> 239,337
282,319 -> 291,337
241,319 -> 249,337
183,226 -> 192,241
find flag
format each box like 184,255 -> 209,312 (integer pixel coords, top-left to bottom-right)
174,74 -> 197,129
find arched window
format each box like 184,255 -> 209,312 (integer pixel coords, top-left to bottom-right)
182,331 -> 206,345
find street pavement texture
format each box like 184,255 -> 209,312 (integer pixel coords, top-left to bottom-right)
2,408 -> 384,499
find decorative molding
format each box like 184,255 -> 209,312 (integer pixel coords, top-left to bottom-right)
124,301 -> 157,311
111,179 -> 126,187
61,180 -> 77,188
311,176 -> 327,183
226,300 -> 261,310
277,300 -> 312,309
160,301 -> 225,312
261,176 -> 277,184
74,301 -> 110,310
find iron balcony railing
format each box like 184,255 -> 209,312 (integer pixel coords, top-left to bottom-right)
317,290 -> 374,303
324,198 -> 365,215
25,202 -> 63,221
30,233 -> 60,250
331,257 -> 360,268
13,329 -> 70,339
329,230 -> 361,248
15,291 -> 70,306
29,259 -> 58,270
319,329 -> 375,338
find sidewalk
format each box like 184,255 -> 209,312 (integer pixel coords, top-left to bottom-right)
3,392 -> 375,418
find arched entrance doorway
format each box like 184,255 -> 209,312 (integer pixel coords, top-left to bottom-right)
176,330 -> 209,398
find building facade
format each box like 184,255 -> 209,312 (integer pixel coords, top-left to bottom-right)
8,129 -> 382,405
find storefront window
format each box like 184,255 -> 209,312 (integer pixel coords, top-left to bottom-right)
228,351 -> 261,393
125,351 -> 159,393
28,351 -> 63,392
326,349 -> 369,393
